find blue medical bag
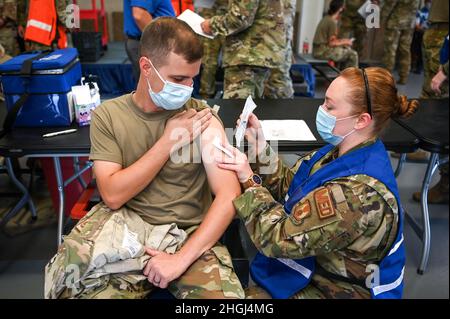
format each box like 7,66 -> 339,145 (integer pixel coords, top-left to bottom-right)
0,48 -> 82,128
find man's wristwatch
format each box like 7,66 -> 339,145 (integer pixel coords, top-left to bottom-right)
242,174 -> 262,190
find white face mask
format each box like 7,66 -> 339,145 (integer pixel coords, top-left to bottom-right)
146,58 -> 193,110
316,105 -> 358,146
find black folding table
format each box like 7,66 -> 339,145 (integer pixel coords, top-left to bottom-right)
0,98 -> 420,246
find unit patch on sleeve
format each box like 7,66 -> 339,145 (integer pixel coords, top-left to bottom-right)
292,200 -> 312,223
314,188 -> 336,219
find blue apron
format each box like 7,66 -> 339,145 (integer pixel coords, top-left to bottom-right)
440,34 -> 449,65
250,140 -> 406,299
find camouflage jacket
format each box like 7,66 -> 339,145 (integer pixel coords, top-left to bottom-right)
340,0 -> 366,19
209,0 -> 286,68
0,0 -> 17,25
196,0 -> 229,18
345,0 -> 367,10
233,142 -> 399,297
283,0 -> 296,43
381,0 -> 420,30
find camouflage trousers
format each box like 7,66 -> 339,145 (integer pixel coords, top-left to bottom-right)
0,26 -> 20,56
264,46 -> 294,99
313,45 -> 359,70
223,65 -> 271,99
25,41 -> 54,51
245,274 -> 371,299
199,35 -> 224,98
339,15 -> 367,57
420,28 -> 449,99
383,28 -> 414,80
45,203 -> 245,299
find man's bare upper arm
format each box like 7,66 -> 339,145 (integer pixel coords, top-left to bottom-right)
201,117 -> 241,196
93,161 -> 122,194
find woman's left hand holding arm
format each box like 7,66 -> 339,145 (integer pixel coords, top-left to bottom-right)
215,144 -> 254,183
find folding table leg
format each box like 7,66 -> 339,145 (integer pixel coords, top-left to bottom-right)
394,153 -> 406,178
418,152 -> 439,274
53,157 -> 65,247
73,157 -> 87,189
0,157 -> 37,228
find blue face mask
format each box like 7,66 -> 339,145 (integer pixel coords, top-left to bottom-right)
316,105 -> 358,146
146,58 -> 193,110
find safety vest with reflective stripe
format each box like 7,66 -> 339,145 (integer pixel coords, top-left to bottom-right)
250,139 -> 406,299
24,0 -> 67,48
172,0 -> 194,16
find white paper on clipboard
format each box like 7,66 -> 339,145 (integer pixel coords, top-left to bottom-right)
194,0 -> 215,9
177,9 -> 215,39
260,120 -> 316,141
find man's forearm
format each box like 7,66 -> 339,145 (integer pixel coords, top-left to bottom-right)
136,15 -> 152,32
175,192 -> 238,268
209,1 -> 258,37
99,137 -> 173,209
330,38 -> 347,47
132,7 -> 153,31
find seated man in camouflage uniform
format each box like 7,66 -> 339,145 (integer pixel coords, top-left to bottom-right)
313,0 -> 359,70
44,17 -> 245,299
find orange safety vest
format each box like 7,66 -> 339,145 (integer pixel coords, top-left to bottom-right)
171,0 -> 194,16
24,0 -> 67,49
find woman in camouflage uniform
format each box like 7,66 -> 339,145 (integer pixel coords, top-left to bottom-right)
216,67 -> 418,299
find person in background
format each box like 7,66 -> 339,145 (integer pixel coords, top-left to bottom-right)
200,0 -> 287,99
313,0 -> 358,70
420,0 -> 449,99
429,35 -> 449,96
19,0 -> 69,51
381,0 -> 420,85
0,0 -> 20,56
124,0 -> 175,81
394,0 -> 449,164
264,0 -> 296,99
413,34 -> 449,205
411,0 -> 431,74
194,0 -> 228,99
338,0 -> 366,58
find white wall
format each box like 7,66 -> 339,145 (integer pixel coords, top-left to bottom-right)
296,0 -> 325,55
75,0 -> 122,42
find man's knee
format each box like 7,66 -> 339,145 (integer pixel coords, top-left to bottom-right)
170,246 -> 245,299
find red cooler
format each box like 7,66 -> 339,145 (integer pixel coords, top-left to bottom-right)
40,157 -> 92,217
